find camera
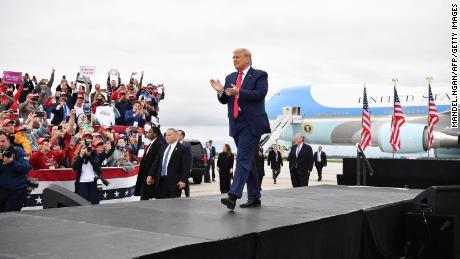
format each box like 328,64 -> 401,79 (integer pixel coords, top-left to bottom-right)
2,149 -> 15,159
95,175 -> 109,191
84,139 -> 92,153
24,177 -> 39,204
32,96 -> 39,102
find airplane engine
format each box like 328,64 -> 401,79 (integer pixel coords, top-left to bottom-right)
378,123 -> 427,153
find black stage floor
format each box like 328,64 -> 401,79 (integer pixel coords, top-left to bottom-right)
0,185 -> 422,259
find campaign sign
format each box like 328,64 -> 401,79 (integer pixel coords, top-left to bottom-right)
80,66 -> 96,77
2,71 -> 22,84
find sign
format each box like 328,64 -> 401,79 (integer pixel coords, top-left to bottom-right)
80,66 -> 96,77
2,71 -> 22,84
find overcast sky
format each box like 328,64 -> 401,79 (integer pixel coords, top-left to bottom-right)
0,0 -> 453,153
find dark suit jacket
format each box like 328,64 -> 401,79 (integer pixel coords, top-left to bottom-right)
313,151 -> 327,167
267,150 -> 283,169
72,150 -> 102,191
217,67 -> 271,137
287,143 -> 314,174
148,143 -> 191,192
134,138 -> 164,196
181,140 -> 193,173
203,146 -> 216,161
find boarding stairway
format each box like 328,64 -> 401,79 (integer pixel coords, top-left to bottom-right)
260,106 -> 303,151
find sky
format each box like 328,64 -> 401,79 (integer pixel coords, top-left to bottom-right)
0,0 -> 453,155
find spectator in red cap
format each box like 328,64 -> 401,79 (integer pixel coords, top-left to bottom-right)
1,119 -> 16,144
29,138 -> 65,170
90,84 -> 109,104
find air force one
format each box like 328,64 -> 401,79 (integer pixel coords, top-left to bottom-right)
262,84 -> 460,158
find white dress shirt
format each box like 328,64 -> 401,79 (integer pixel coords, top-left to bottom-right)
162,141 -> 178,176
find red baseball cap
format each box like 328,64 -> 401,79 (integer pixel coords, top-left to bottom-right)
14,124 -> 28,134
37,138 -> 50,145
2,119 -> 14,127
81,132 -> 93,139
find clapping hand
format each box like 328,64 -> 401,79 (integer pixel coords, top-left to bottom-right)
225,84 -> 239,96
210,79 -> 224,92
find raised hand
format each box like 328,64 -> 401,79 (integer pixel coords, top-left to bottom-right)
210,79 -> 224,92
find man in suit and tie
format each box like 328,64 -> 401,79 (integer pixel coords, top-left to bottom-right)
178,130 -> 192,197
208,140 -> 216,181
210,48 -> 271,210
134,126 -> 164,200
313,145 -> 327,181
146,128 -> 191,199
203,141 -> 215,183
267,144 -> 283,184
287,134 -> 314,187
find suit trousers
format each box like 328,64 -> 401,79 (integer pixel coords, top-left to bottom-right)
290,168 -> 310,187
228,118 -> 261,200
315,164 -> 324,178
272,168 -> 281,180
155,177 -> 181,199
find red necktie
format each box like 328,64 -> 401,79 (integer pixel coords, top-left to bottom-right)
233,71 -> 244,118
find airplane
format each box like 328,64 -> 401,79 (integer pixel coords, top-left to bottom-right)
262,84 -> 460,159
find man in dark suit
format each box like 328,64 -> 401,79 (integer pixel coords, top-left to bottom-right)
210,48 -> 271,210
146,128 -> 191,199
203,141 -> 216,182
267,144 -> 283,184
208,140 -> 216,181
313,145 -> 327,181
287,134 -> 314,187
178,130 -> 192,197
134,126 -> 164,200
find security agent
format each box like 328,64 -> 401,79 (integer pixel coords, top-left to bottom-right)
0,131 -> 31,212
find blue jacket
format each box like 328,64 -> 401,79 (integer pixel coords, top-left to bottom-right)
0,147 -> 30,190
124,109 -> 146,127
218,67 -> 271,137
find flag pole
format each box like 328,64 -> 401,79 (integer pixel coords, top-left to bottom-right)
426,76 -> 433,158
391,78 -> 398,158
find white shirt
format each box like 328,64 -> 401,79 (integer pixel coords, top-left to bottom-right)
162,141 -> 177,176
217,66 -> 251,97
317,151 -> 322,162
296,144 -> 302,157
95,105 -> 115,126
239,66 -> 250,83
80,162 -> 96,182
74,105 -> 84,118
145,138 -> 156,154
206,147 -> 211,158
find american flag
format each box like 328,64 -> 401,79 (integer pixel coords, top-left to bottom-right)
427,84 -> 439,151
390,86 -> 405,152
360,87 -> 372,150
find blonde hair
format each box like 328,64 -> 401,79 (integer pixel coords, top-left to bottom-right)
233,48 -> 252,65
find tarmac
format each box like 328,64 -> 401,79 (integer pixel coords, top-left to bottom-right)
187,160 -> 341,198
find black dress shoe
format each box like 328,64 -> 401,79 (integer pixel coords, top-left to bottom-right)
221,196 -> 236,210
240,199 -> 261,208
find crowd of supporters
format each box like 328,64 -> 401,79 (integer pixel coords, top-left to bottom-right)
0,69 -> 166,171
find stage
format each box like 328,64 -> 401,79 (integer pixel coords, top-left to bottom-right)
0,185 -> 422,259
